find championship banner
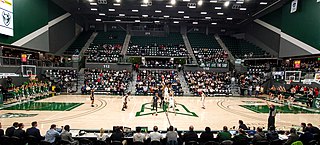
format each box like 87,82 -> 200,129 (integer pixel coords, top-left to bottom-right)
290,0 -> 298,13
0,0 -> 13,36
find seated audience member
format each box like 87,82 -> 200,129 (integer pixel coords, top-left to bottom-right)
5,122 -> 18,137
200,127 -> 213,143
183,125 -> 198,143
26,121 -> 43,141
299,131 -> 314,145
252,127 -> 267,144
44,124 -> 61,143
61,125 -> 79,145
133,127 -> 146,143
96,128 -> 108,141
266,126 -> 279,142
166,126 -> 178,145
307,123 -> 320,134
284,128 -> 299,145
232,129 -> 249,145
300,123 -> 307,132
13,123 -> 26,139
217,126 -> 232,142
149,126 -> 162,142
110,127 -> 126,145
0,122 -> 4,137
238,120 -> 248,130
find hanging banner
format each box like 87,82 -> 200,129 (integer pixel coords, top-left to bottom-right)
291,0 -> 298,13
0,0 -> 13,36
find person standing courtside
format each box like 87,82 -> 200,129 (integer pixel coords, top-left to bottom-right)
266,100 -> 276,130
90,89 -> 95,107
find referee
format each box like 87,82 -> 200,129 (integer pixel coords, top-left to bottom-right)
266,100 -> 276,130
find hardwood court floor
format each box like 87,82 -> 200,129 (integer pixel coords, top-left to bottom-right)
0,95 -> 319,135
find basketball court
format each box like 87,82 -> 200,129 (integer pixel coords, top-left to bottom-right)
1,95 -> 319,135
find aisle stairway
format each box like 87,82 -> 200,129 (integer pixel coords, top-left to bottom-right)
129,71 -> 138,94
178,71 -> 191,96
182,34 -> 197,64
76,68 -> 85,94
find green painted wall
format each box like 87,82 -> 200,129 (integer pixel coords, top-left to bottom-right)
261,0 -> 320,50
0,0 -> 67,45
48,0 -> 66,21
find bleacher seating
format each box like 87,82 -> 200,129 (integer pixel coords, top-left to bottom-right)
84,69 -> 132,94
45,69 -> 78,84
136,70 -> 184,96
187,33 -> 228,68
85,31 -> 126,63
127,33 -> 188,57
220,36 -> 270,59
184,71 -> 232,96
64,31 -> 93,55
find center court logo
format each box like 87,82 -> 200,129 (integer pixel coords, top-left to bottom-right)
2,11 -> 11,26
135,103 -> 198,117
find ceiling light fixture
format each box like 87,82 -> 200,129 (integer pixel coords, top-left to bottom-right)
135,20 -> 141,23
96,19 -> 101,21
227,17 -> 233,20
143,0 -> 148,3
178,11 -> 184,14
155,10 -> 162,13
132,9 -> 139,12
217,12 -> 224,15
115,0 -> 121,3
239,8 -> 246,11
224,1 -> 230,7
210,0 -> 217,3
91,8 -> 98,11
115,19 -> 121,22
154,20 -> 160,23
166,5 -> 173,7
90,2 -> 97,5
211,22 -> 217,25
142,15 -> 148,17
205,17 -> 211,19
173,21 -> 179,24
215,7 -> 221,10
113,3 -> 120,6
171,0 -> 176,5
193,22 -> 198,25
119,14 -> 125,16
164,15 -> 170,18
108,9 -> 115,12
198,0 -> 203,6
99,13 -> 105,16
260,2 -> 268,5
201,12 -> 207,15
184,16 -> 190,18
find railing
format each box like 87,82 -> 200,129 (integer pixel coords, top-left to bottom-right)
0,56 -> 72,67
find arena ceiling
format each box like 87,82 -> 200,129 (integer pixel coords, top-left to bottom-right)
52,0 -> 289,28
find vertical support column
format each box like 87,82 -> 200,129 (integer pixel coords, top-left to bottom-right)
104,23 -> 107,32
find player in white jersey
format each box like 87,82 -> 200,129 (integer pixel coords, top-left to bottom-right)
167,91 -> 176,116
163,85 -> 170,100
200,91 -> 206,109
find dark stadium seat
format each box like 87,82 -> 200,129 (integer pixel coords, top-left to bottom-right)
26,135 -> 40,145
269,139 -> 282,145
79,138 -> 93,145
203,141 -> 219,145
58,140 -> 72,145
309,140 -> 318,145
39,140 -> 52,145
94,140 -> 108,145
9,136 -> 24,145
150,141 -> 162,145
254,141 -> 269,145
111,141 -> 123,145
185,141 -> 199,145
0,136 -> 10,145
220,140 -> 233,145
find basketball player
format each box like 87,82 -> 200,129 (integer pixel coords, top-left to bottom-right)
152,93 -> 159,116
167,91 -> 176,116
163,84 -> 170,100
200,91 -> 206,109
122,92 -> 130,111
90,89 -> 95,107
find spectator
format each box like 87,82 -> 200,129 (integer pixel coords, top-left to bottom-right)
166,126 -> 178,145
61,125 -> 79,145
307,123 -> 320,134
133,127 -> 146,143
266,126 -> 279,142
200,127 -> 213,143
238,120 -> 248,130
232,129 -> 249,145
217,126 -> 232,142
299,131 -> 314,145
252,127 -> 267,144
110,127 -> 126,145
13,123 -> 26,139
26,121 -> 43,141
96,128 -> 108,141
183,125 -> 198,143
149,126 -> 162,142
44,124 -> 61,143
284,128 -> 299,145
300,123 -> 307,132
0,122 -> 4,137
5,122 -> 18,137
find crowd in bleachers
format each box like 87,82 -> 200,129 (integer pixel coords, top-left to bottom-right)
0,120 -> 319,145
136,70 -> 183,96
268,84 -> 319,108
140,59 -> 178,69
45,69 -> 78,93
127,44 -> 188,57
184,71 -> 232,96
193,48 -> 228,68
86,44 -> 122,63
84,69 -> 132,95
